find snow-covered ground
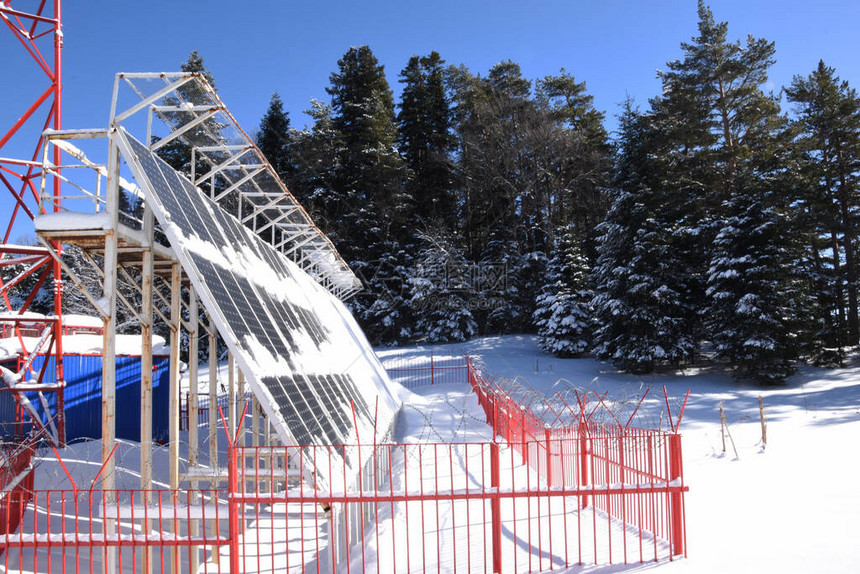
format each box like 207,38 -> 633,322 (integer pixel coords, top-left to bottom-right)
13,334 -> 860,573
378,335 -> 860,573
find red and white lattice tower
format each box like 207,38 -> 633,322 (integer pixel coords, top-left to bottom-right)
0,0 -> 65,444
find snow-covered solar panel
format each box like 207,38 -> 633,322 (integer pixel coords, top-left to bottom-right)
114,127 -> 400,488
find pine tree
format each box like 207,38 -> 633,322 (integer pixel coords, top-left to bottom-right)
595,1 -> 794,377
706,192 -> 806,383
156,51 -> 221,177
255,93 -> 294,183
451,61 -> 536,259
408,234 -> 477,343
289,99 -> 342,229
397,52 -> 456,226
591,104 -> 698,373
325,46 -> 410,343
534,226 -> 592,357
325,45 -> 407,259
786,61 -> 860,348
536,70 -> 612,249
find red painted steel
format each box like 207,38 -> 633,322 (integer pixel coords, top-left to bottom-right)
0,355 -> 687,571
381,350 -> 470,388
467,357 -> 689,561
1,0 -> 66,446
0,444 -> 34,554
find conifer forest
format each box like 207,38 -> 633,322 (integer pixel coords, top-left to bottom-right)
17,2 -> 860,385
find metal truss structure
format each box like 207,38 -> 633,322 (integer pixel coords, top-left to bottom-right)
19,70 -> 368,571
0,0 -> 66,446
108,72 -> 361,299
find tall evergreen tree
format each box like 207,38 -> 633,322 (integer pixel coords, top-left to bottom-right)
255,93 -> 294,182
536,70 -> 612,250
324,46 -> 410,343
157,51 -> 221,177
786,61 -> 860,348
325,45 -> 407,258
289,99 -> 342,227
595,1 -> 797,378
534,225 -> 592,357
592,103 -> 698,373
397,52 -> 456,226
706,192 -> 807,383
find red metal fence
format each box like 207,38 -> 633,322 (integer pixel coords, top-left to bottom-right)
468,358 -> 688,559
0,355 -> 688,572
0,444 -> 34,555
381,351 -> 469,388
179,392 -> 232,431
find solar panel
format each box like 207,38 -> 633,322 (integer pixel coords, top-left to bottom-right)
114,127 -> 400,489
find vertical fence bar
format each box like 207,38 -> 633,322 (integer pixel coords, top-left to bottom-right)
669,433 -> 684,557
490,441 -> 502,574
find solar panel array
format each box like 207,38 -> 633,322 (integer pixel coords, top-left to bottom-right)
115,128 -> 399,487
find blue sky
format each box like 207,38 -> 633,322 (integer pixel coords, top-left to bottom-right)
2,0 -> 859,239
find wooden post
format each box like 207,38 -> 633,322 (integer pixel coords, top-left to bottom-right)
169,263 -> 181,573
188,288 -> 200,573
140,204 -> 154,573
719,403 -> 727,453
207,312 -> 219,558
208,314 -> 218,476
759,396 -> 767,448
101,135 -> 120,574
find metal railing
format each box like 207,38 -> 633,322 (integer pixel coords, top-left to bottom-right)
0,355 -> 688,572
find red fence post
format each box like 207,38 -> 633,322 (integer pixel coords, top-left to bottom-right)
668,433 -> 684,556
490,441 -> 502,574
579,424 -> 590,508
228,443 -> 240,572
430,349 -> 435,385
544,426 -> 553,488
506,399 -> 512,444
521,407 -> 528,466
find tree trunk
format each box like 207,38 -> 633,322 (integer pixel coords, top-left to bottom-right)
838,165 -> 859,345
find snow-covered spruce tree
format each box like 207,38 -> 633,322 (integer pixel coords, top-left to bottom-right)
350,244 -> 414,346
591,104 -> 698,373
591,187 -> 698,373
786,61 -> 860,348
706,192 -> 807,384
408,235 -> 477,344
397,52 -> 457,227
534,226 -> 592,357
325,46 -> 411,340
479,239 -> 547,335
255,92 -> 294,183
